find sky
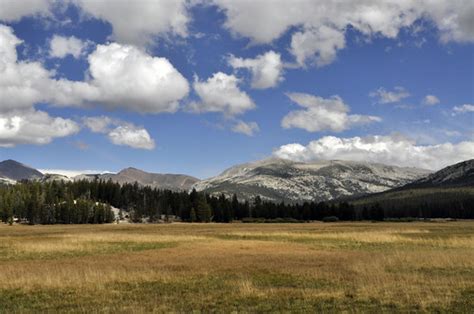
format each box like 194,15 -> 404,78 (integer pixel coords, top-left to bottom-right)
0,0 -> 473,178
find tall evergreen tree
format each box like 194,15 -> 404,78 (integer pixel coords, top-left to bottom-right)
196,194 -> 212,222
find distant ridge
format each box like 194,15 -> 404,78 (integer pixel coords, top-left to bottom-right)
0,160 -> 199,191
402,159 -> 474,188
75,167 -> 200,191
0,160 -> 43,181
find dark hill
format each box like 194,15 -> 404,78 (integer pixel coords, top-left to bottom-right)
0,160 -> 43,181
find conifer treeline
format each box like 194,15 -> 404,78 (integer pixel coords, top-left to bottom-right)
0,179 -> 472,224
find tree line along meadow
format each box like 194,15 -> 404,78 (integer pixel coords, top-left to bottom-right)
0,179 -> 473,225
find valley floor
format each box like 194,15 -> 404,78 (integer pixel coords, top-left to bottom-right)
0,221 -> 473,312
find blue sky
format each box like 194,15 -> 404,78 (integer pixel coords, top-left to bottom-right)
0,0 -> 473,178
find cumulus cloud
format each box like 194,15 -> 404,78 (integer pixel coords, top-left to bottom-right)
212,0 -> 474,67
232,120 -> 259,136
281,92 -> 381,132
2,1 -> 473,53
422,94 -> 440,106
74,0 -> 190,46
0,25 -> 82,147
81,43 -> 189,113
370,86 -> 410,104
49,35 -> 89,59
0,1 -> 190,46
0,24 -> 54,112
83,116 -> 155,150
0,24 -> 188,147
228,51 -> 283,89
108,124 -> 155,150
273,134 -> 474,170
82,116 -> 113,133
0,109 -> 80,147
0,25 -> 189,114
0,0 -> 52,22
190,72 -> 255,116
453,104 -> 474,114
290,26 -> 346,67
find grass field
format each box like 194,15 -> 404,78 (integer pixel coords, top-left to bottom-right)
0,222 -> 473,312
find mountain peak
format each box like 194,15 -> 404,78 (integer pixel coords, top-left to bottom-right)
118,167 -> 146,175
0,159 -> 43,181
1,159 -> 24,166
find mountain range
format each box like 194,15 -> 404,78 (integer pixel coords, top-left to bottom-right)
0,157 -> 452,203
76,167 -> 199,191
193,158 -> 430,202
0,160 -> 199,191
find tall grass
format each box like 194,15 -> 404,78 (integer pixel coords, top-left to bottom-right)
0,222 -> 473,312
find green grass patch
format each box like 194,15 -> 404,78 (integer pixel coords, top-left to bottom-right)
0,241 -> 177,262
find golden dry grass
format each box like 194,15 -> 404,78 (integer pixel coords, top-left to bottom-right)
0,221 -> 473,312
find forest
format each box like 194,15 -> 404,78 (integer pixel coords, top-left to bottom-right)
0,179 -> 473,224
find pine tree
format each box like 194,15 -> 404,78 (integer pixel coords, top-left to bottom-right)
196,194 -> 212,222
231,194 -> 239,220
190,207 -> 197,222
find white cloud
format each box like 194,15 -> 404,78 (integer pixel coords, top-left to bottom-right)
83,116 -> 155,150
0,0 -> 52,22
426,0 -> 474,43
232,120 -> 259,136
422,94 -> 440,106
3,28 -> 161,150
0,109 -> 80,147
0,25 -> 189,114
0,24 -> 54,112
453,104 -> 474,114
0,1 -> 190,47
75,0 -> 190,46
370,86 -> 410,104
273,134 -> 474,170
108,125 -> 155,150
228,51 -> 283,89
190,72 -> 255,116
212,0 -> 474,67
290,26 -> 345,67
282,92 -> 381,132
2,1 -> 473,52
82,116 -> 113,133
0,25 -> 81,147
49,35 -> 89,59
81,43 -> 189,113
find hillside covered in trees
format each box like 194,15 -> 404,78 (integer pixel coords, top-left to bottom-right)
1,177 -> 473,225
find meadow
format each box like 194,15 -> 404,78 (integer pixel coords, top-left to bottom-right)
0,221 -> 473,312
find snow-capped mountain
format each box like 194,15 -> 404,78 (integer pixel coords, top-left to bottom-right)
193,158 -> 430,202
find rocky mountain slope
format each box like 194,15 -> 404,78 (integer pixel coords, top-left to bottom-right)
402,159 -> 474,188
0,160 -> 43,181
193,158 -> 430,202
40,173 -> 72,183
351,159 -> 474,210
75,167 -> 200,191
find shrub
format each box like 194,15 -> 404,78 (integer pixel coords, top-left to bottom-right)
322,216 -> 339,222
